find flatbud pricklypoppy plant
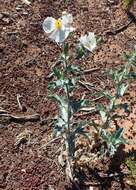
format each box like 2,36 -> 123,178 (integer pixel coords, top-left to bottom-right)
42,12 -> 95,181
42,12 -> 134,183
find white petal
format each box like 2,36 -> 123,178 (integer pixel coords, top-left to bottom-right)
62,13 -> 73,26
43,17 -> 56,33
66,26 -> 75,32
84,44 -> 92,52
49,29 -> 69,43
88,32 -> 97,51
88,32 -> 95,39
79,35 -> 87,44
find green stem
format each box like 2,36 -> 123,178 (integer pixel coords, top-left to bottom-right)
62,44 -> 74,180
62,44 -> 71,134
64,55 -> 71,156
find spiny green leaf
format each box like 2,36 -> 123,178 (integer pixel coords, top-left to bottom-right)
66,64 -> 81,73
76,45 -> 86,59
70,99 -> 89,113
117,83 -> 129,97
53,68 -> 63,79
103,91 -> 114,100
64,42 -> 69,56
97,104 -> 108,123
109,97 -> 116,110
74,120 -> 87,134
100,110 -> 107,123
112,128 -> 124,141
48,79 -> 67,90
49,94 -> 66,106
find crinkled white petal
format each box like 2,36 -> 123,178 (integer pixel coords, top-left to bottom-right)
61,13 -> 75,33
88,32 -> 97,51
62,13 -> 73,26
79,35 -> 87,44
88,32 -> 96,45
43,17 -> 56,33
49,29 -> 69,43
63,26 -> 75,37
67,26 -> 75,32
88,32 -> 95,39
79,32 -> 96,52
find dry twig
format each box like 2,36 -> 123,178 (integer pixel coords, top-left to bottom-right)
0,113 -> 40,123
106,11 -> 136,35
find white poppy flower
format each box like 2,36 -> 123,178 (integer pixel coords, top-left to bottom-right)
79,32 -> 97,52
43,12 -> 75,43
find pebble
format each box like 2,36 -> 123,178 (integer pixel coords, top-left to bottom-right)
2,17 -> 10,24
22,0 -> 31,5
0,13 -> 3,19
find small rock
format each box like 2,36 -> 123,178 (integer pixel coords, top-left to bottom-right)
0,13 -> 3,19
16,6 -> 22,11
22,0 -> 31,5
89,187 -> 94,190
0,124 -> 5,128
48,185 -> 54,190
21,169 -> 26,173
2,17 -> 10,24
22,11 -> 29,16
1,12 -> 10,17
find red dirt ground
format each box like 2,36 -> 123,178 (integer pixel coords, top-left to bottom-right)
0,0 -> 136,189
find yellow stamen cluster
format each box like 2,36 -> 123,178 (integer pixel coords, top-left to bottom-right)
55,19 -> 63,30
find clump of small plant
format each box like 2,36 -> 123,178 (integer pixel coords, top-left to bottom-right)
124,46 -> 136,72
89,46 -> 136,157
125,155 -> 136,186
124,0 -> 134,9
